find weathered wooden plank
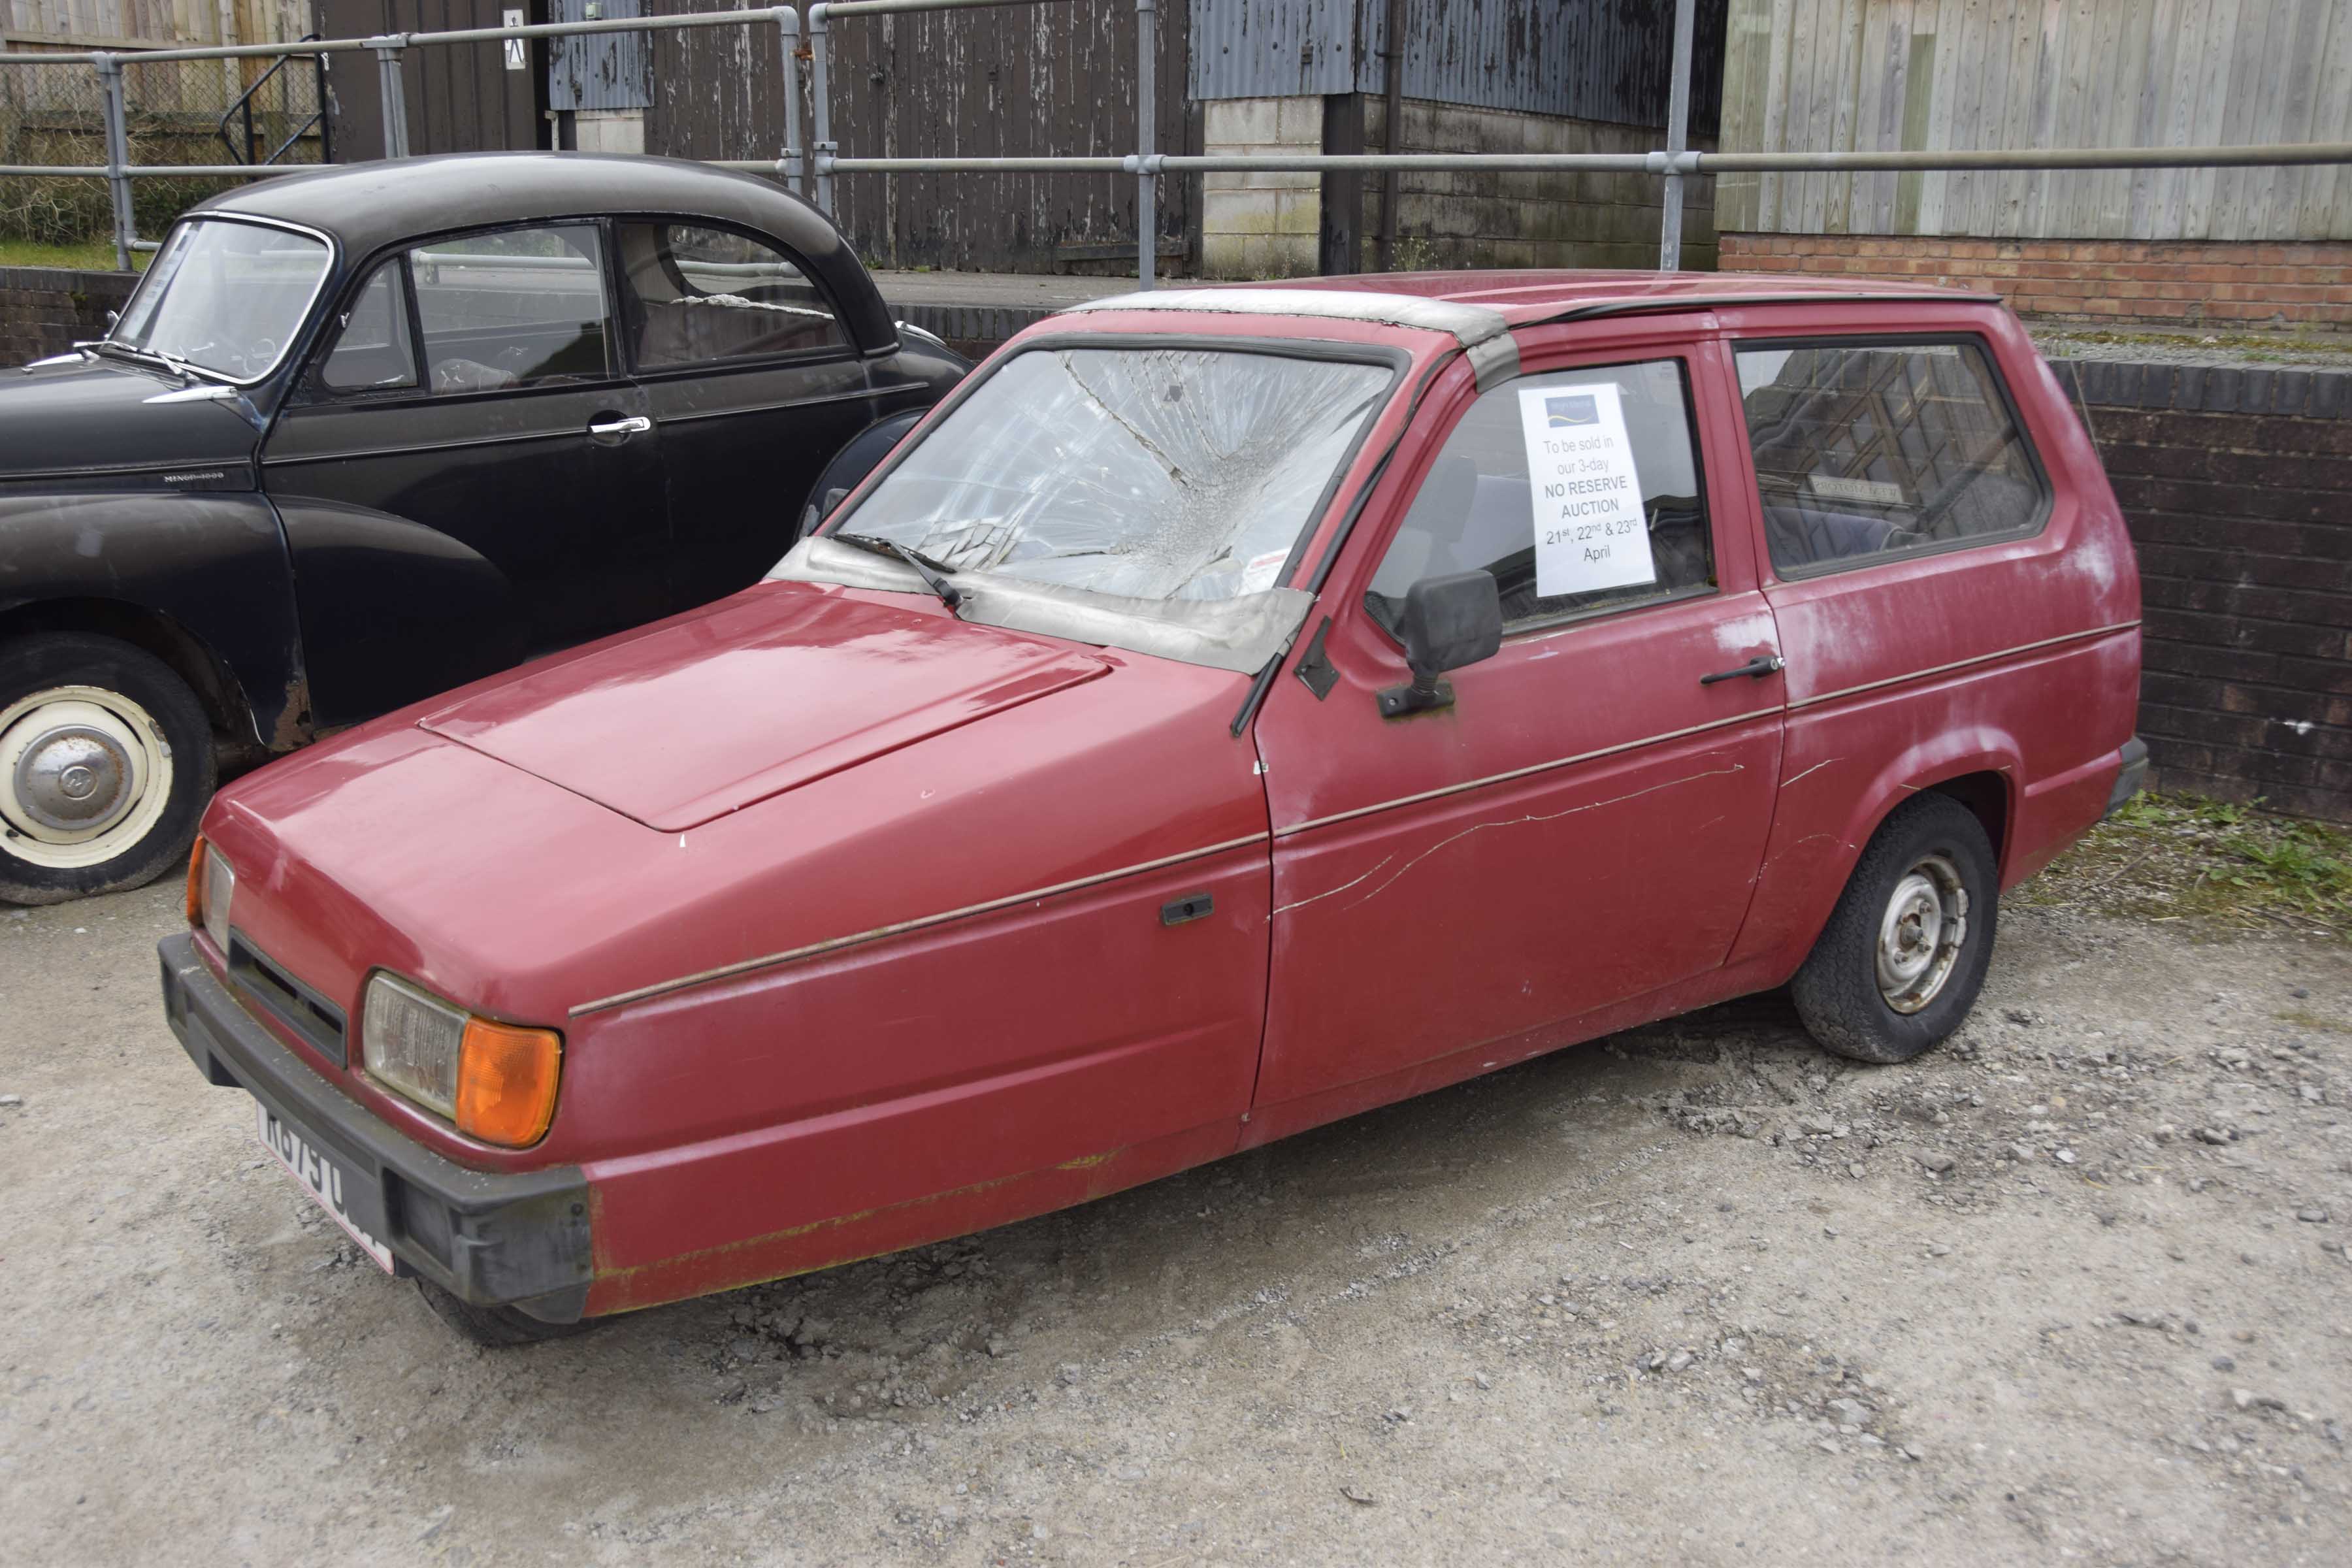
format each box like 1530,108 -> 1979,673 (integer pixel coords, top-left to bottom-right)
1758,0 -> 1797,231
2298,0 -> 2352,237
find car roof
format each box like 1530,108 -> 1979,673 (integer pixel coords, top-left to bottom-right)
1060,269 -> 2001,347
1264,269 -> 1994,323
191,152 -> 894,351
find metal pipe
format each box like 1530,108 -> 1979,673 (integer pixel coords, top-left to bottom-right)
1702,143 -> 2352,171
371,40 -> 410,159
1376,0 -> 1403,271
777,8 -> 804,197
94,53 -> 133,272
832,155 -> 1132,171
1135,0 -> 1154,289
820,0 -> 1078,14
808,5 -> 834,214
1658,0 -> 1695,272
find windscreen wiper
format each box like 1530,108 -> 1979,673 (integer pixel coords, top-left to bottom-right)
834,532 -> 965,612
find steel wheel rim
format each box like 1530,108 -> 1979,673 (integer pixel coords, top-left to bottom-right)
1876,852 -> 1967,1014
0,685 -> 174,871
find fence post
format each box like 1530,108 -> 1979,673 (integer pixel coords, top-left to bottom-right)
368,37 -> 411,160
1658,0 -> 1695,271
93,54 -> 135,272
776,8 -> 806,199
1135,0 -> 1155,289
808,5 -> 834,216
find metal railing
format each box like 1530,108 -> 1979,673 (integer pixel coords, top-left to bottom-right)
4,1 -> 2351,285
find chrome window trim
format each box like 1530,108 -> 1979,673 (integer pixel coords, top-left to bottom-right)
110,212 -> 340,389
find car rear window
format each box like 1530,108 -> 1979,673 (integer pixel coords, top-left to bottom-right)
1735,338 -> 2048,576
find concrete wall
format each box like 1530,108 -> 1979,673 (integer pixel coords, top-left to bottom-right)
1723,235 -> 2352,333
0,264 -> 134,365
1200,95 -> 1716,279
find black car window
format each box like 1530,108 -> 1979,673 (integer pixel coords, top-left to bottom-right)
1367,357 -> 1715,636
408,224 -> 612,394
615,221 -> 846,368
1735,338 -> 2050,576
316,260 -> 419,393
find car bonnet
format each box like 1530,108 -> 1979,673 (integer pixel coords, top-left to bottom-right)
416,583 -> 1111,833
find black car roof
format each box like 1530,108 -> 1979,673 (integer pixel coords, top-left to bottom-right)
191,152 -> 894,350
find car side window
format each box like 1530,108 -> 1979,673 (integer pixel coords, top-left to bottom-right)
615,221 -> 847,368
1367,357 -> 1716,636
316,260 -> 419,394
407,224 -> 612,394
1735,337 -> 2049,575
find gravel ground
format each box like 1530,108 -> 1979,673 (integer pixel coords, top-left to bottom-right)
3,882 -> 2348,1567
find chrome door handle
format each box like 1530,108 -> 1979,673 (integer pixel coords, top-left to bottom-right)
587,414 -> 651,438
1699,653 -> 1786,685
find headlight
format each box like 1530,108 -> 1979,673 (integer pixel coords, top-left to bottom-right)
361,973 -> 563,1148
186,836 -> 234,955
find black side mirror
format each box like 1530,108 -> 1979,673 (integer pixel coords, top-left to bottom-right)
1379,570 -> 1502,717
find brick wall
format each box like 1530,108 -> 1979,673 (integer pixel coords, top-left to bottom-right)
0,266 -> 137,365
1723,235 -> 2352,332
2055,361 -> 2352,821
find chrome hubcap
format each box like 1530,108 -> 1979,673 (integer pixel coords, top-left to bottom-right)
1876,853 -> 1968,1014
14,723 -> 134,831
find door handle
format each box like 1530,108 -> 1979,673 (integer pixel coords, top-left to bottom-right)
587,414 -> 651,440
1699,653 -> 1786,685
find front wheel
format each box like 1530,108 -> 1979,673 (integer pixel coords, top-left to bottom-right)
1790,793 -> 2000,1065
0,633 -> 216,906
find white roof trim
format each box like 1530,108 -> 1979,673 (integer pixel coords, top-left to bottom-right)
1062,287 -> 1511,348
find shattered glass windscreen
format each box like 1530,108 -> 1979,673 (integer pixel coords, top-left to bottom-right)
829,347 -> 1393,602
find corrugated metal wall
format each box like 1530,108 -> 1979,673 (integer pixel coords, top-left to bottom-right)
1718,0 -> 2352,242
1189,0 -> 1725,133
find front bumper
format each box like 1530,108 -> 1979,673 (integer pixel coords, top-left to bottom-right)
159,932 -> 595,1322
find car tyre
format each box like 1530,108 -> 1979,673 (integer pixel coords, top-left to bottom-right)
412,1277 -> 597,1347
1790,793 -> 2000,1065
0,632 -> 216,906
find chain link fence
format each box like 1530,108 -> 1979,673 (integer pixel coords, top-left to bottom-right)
0,50 -> 327,249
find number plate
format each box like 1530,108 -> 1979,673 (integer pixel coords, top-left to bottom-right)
254,1101 -> 397,1274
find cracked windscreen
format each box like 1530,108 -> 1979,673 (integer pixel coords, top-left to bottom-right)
824,346 -> 1394,602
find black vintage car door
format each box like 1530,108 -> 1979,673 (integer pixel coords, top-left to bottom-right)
261,222 -> 670,727
610,220 -> 892,611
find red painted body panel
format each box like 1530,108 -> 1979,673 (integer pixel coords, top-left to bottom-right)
417,589 -> 1110,830
184,272 -> 2142,1317
1250,329 -> 1787,1113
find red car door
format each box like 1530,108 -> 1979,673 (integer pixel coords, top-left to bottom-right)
1250,327 -> 1786,1118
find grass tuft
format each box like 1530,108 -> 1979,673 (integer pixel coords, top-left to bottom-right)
2021,792 -> 2352,942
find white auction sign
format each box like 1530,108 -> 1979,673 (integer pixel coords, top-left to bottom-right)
1516,382 -> 1658,598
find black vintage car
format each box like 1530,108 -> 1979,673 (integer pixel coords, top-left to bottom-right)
0,153 -> 964,904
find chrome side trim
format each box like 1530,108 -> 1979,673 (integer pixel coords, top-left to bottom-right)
1784,621 -> 2140,713
1275,708 -> 1772,840
568,831 -> 1273,1018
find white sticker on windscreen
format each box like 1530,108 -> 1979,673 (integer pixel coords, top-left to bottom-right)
1517,382 -> 1658,598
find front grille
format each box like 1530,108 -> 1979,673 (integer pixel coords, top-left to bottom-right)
227,936 -> 349,1068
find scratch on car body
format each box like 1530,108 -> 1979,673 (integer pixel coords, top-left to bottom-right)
1272,855 -> 1397,917
1780,757 -> 1840,787
1335,764 -> 1745,912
